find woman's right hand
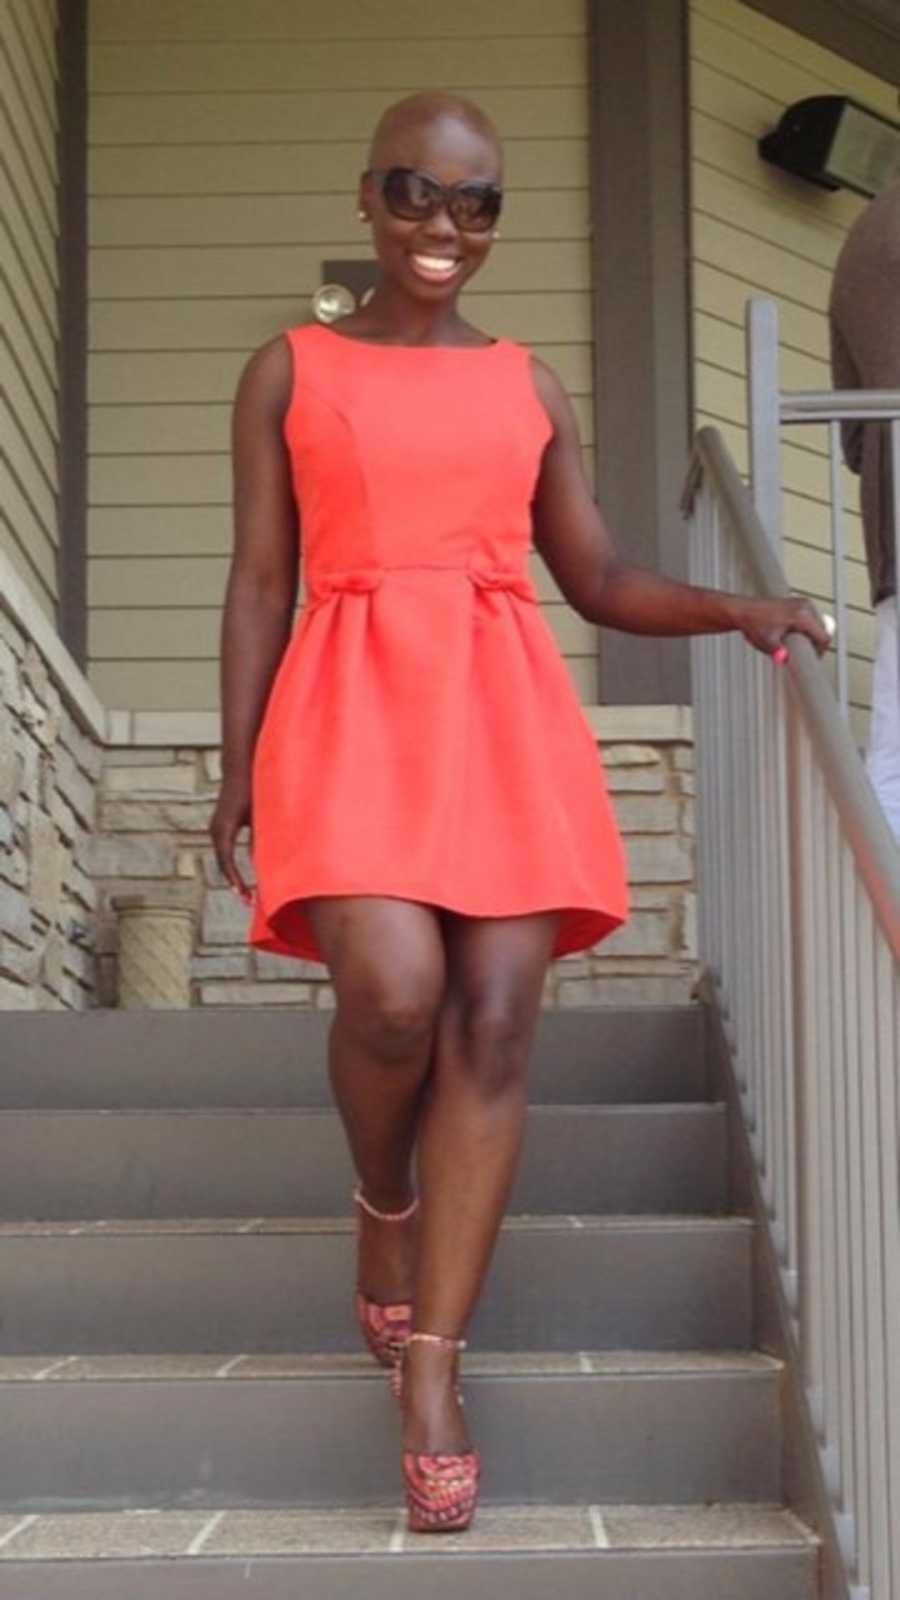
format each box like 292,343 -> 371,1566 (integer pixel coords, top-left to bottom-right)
209,771 -> 255,905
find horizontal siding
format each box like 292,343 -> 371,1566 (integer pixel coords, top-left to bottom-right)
88,294 -> 593,355
88,137 -> 588,196
89,0 -> 586,42
87,2 -> 596,711
89,240 -> 591,300
689,0 -> 894,744
88,35 -> 586,93
90,87 -> 587,146
90,189 -> 589,248
0,0 -> 59,624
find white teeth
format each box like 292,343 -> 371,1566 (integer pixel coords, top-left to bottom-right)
411,254 -> 459,273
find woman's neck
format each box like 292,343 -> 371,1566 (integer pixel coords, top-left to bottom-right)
340,286 -> 475,347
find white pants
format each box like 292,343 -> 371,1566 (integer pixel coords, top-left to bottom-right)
865,596 -> 900,843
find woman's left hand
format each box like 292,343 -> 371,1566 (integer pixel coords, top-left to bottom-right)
730,595 -> 832,660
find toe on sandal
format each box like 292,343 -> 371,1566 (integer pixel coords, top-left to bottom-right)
403,1448 -> 481,1532
356,1290 -> 413,1370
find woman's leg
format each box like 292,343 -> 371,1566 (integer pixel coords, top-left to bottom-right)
303,894 -> 446,1305
400,907 -> 562,1453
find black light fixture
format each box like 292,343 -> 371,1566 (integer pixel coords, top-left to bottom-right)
759,95 -> 900,198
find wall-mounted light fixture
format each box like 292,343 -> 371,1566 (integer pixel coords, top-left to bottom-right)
312,260 -> 379,323
758,95 -> 900,198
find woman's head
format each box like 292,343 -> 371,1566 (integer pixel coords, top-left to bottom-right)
358,93 -> 503,304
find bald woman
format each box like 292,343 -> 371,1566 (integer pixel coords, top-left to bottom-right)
212,90 -> 831,1532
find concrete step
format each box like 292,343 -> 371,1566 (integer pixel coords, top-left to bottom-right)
0,1349 -> 783,1512
0,1501 -> 820,1599
0,1103 -> 727,1218
0,1213 -> 753,1354
0,1004 -> 709,1108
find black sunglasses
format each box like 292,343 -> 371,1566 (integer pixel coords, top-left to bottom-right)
362,166 -> 503,233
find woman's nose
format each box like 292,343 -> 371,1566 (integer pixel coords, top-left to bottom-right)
419,205 -> 459,241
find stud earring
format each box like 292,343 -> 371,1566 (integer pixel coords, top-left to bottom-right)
358,209 -> 369,221
492,229 -> 501,239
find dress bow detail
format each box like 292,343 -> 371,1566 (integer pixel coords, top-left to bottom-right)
305,564 -> 537,608
467,565 -> 538,602
306,567 -> 385,607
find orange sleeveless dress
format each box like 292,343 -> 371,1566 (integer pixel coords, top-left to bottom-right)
246,322 -> 629,964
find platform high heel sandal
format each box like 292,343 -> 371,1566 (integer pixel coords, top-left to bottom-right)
353,1183 -> 418,1370
395,1332 -> 481,1533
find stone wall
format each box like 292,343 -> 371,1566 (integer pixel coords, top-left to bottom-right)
0,609 -> 104,1011
87,710 -> 698,1009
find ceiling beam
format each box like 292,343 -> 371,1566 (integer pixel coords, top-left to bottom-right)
742,0 -> 900,86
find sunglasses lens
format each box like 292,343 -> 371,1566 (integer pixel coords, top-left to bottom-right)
451,184 -> 502,232
382,168 -> 440,219
377,168 -> 502,232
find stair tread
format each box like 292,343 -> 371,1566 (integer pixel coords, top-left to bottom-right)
0,1212 -> 750,1237
0,1349 -> 782,1383
0,1502 -> 820,1560
0,1103 -> 724,1116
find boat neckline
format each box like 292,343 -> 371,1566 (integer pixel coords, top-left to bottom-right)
307,322 -> 507,352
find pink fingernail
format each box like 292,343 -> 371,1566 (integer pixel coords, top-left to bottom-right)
772,646 -> 789,664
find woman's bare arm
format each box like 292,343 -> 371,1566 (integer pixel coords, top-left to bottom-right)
528,356 -> 830,658
210,333 -> 298,897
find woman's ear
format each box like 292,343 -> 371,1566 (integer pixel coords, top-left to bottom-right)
357,170 -> 375,223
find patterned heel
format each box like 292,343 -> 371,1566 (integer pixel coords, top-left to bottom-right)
397,1332 -> 481,1533
353,1183 -> 418,1370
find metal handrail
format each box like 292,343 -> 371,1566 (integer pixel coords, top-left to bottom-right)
780,391 -> 900,422
683,422 -> 900,1600
684,427 -> 900,955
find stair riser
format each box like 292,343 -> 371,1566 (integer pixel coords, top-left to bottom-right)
0,1549 -> 818,1600
0,1007 -> 709,1109
0,1227 -> 752,1353
0,1107 -> 727,1218
0,1371 -> 781,1511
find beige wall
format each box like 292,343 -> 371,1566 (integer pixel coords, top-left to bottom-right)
86,0 -> 595,712
690,0 -> 896,747
1,0 -> 59,625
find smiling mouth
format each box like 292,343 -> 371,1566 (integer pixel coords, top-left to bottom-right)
408,253 -> 463,282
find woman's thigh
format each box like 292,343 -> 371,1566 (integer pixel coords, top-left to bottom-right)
431,909 -> 562,1092
303,895 -> 448,1045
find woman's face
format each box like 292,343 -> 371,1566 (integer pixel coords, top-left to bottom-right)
359,116 -> 502,304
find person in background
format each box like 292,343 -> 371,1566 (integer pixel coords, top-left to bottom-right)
829,177 -> 900,842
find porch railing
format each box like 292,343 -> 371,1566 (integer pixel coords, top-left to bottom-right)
746,293 -> 900,728
682,426 -> 900,1600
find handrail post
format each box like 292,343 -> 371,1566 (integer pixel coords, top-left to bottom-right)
746,296 -> 783,557
890,419 -> 900,691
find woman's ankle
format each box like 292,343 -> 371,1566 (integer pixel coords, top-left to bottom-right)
354,1179 -> 417,1216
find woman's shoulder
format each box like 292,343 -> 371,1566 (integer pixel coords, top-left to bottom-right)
232,331 -> 294,418
521,347 -> 567,431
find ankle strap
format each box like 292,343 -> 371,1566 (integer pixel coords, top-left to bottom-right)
353,1182 -> 419,1222
408,1330 -> 467,1350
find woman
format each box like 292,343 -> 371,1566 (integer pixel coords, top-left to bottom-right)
211,90 -> 830,1534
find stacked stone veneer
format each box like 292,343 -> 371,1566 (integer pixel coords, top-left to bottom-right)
0,610 -> 104,1011
87,713 -> 698,1010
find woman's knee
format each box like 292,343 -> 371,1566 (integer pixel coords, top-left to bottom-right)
307,896 -> 447,1060
335,951 -> 446,1062
436,997 -> 536,1098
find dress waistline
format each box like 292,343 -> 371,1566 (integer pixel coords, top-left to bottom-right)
304,562 -> 538,607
